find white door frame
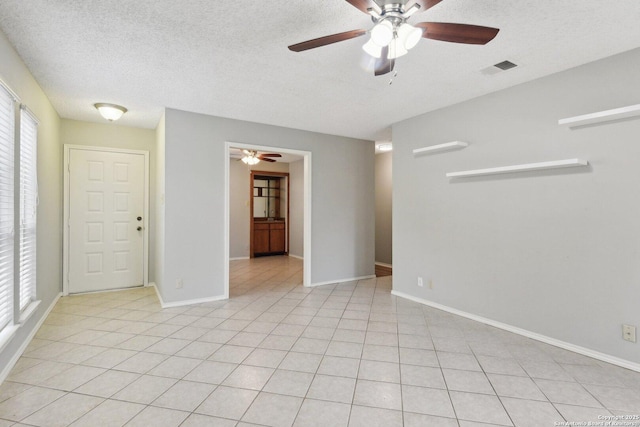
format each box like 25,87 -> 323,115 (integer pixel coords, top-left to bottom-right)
63,144 -> 150,296
224,141 -> 312,297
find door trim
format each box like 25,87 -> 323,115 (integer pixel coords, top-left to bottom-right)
63,145 -> 150,296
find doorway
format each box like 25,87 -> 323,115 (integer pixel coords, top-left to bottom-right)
224,142 -> 311,298
250,171 -> 289,257
63,145 -> 149,294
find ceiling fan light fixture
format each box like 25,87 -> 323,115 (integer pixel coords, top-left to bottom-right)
241,149 -> 261,165
362,39 -> 383,58
370,20 -> 393,47
94,103 -> 127,121
241,156 -> 260,165
397,23 -> 423,50
388,38 -> 408,59
403,3 -> 421,18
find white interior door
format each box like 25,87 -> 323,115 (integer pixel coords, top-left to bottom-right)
68,148 -> 146,294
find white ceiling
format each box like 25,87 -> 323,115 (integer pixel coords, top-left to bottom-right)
1,0 -> 639,141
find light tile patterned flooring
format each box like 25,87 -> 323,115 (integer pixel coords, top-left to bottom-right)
0,255 -> 639,426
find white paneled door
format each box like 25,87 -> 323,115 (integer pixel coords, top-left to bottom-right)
67,148 -> 147,294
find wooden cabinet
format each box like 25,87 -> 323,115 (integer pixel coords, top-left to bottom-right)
253,221 -> 286,256
253,223 -> 271,254
253,177 -> 281,218
269,223 -> 285,253
250,171 -> 289,258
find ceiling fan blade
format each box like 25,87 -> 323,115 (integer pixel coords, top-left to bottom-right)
415,22 -> 499,45
410,0 -> 444,12
344,0 -> 378,14
374,46 -> 395,76
259,154 -> 282,158
288,29 -> 367,52
260,158 -> 276,163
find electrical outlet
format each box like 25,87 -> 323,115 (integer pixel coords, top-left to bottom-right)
176,279 -> 184,289
428,279 -> 433,289
623,324 -> 637,343
417,277 -> 423,287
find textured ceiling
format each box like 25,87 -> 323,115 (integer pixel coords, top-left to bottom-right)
1,0 -> 639,140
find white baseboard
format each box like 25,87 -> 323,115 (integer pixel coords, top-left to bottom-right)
288,254 -> 304,260
0,292 -> 62,384
309,274 -> 376,288
375,262 -> 392,268
229,257 -> 249,261
152,284 -> 228,308
391,290 -> 640,373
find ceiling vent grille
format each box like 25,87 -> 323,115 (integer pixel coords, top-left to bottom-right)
494,60 -> 518,71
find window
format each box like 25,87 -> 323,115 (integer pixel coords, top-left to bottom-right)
0,80 -> 39,348
0,84 -> 15,331
19,108 -> 37,311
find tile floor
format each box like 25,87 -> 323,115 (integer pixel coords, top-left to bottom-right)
0,255 -> 639,426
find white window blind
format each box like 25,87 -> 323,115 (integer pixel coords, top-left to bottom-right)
19,107 -> 37,311
0,85 -> 15,329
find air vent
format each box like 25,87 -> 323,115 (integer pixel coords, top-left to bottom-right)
494,60 -> 518,71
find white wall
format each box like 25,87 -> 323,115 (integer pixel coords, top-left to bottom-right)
392,47 -> 640,365
375,152 -> 392,265
161,108 -> 374,303
289,159 -> 304,258
229,159 -> 290,259
60,119 -> 157,281
0,30 -> 61,373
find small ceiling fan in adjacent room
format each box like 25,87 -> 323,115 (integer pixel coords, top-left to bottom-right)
239,150 -> 282,165
288,0 -> 500,76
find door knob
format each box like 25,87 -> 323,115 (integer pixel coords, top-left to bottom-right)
137,226 -> 142,231
137,216 -> 142,221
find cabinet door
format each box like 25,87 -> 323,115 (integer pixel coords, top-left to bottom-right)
270,224 -> 285,253
254,224 -> 270,254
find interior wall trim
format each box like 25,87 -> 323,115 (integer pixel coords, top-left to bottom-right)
152,284 -> 226,309
391,290 -> 640,373
309,274 -> 376,288
375,262 -> 393,268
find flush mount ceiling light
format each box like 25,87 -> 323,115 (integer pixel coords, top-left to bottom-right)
94,103 -> 127,121
288,0 -> 500,77
377,143 -> 393,152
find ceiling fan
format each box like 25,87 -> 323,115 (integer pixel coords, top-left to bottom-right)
240,150 -> 282,165
288,0 -> 500,76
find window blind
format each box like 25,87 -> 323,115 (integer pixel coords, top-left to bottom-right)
19,107 -> 37,311
0,84 -> 15,329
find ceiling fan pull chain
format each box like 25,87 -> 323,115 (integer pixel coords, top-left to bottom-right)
389,69 -> 398,85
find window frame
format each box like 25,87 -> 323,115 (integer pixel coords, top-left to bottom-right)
0,81 -> 19,350
18,106 -> 38,316
0,79 -> 40,353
